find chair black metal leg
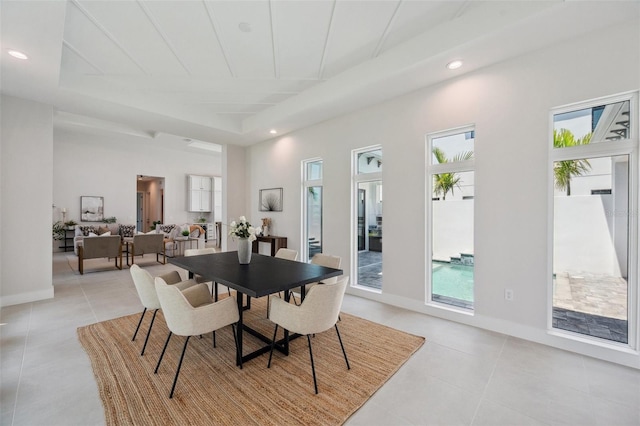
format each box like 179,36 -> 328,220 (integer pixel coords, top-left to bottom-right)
335,324 -> 350,370
213,331 -> 216,348
307,334 -> 318,394
231,324 -> 239,359
140,309 -> 158,356
132,308 -> 147,341
267,324 -> 279,368
169,336 -> 190,399
154,331 -> 172,374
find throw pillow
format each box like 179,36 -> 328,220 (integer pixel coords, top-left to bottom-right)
88,232 -> 98,237
99,231 -> 112,236
158,224 -> 175,238
119,224 -> 136,238
97,225 -> 110,235
79,225 -> 97,236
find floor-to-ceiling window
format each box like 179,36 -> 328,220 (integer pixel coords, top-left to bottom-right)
352,146 -> 383,290
427,127 -> 475,310
550,93 -> 637,346
302,159 -> 323,262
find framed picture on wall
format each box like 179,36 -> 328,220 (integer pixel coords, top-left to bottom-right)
81,196 -> 104,222
259,188 -> 283,212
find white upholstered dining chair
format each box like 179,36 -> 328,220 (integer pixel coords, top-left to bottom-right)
129,264 -> 198,356
265,248 -> 299,317
184,247 -> 232,297
290,253 -> 341,304
267,276 -> 350,394
153,277 -> 239,398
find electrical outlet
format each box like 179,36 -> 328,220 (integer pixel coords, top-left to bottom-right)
505,289 -> 514,301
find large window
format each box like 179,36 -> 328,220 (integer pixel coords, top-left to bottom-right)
426,127 -> 475,310
302,159 -> 323,263
352,146 -> 383,290
550,93 -> 637,346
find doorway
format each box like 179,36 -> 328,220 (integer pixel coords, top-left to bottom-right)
136,175 -> 165,232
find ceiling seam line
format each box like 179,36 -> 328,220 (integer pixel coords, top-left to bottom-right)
62,40 -> 105,74
202,0 -> 236,78
372,0 -> 403,59
453,0 -> 472,19
317,0 -> 337,81
136,0 -> 192,75
69,0 -> 149,75
269,0 -> 279,80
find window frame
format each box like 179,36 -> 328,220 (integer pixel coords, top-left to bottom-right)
425,124 -> 476,313
547,91 -> 639,350
351,145 -> 383,292
301,158 -> 323,263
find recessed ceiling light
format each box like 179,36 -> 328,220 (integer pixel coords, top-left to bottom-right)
7,49 -> 28,60
269,129 -> 277,134
446,60 -> 463,70
238,22 -> 252,33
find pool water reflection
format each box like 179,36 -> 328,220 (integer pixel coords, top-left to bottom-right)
432,262 -> 474,309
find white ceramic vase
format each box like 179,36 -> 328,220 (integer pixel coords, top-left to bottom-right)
237,238 -> 252,264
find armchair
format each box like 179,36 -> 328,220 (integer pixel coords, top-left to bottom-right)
77,235 -> 123,274
127,233 -> 166,266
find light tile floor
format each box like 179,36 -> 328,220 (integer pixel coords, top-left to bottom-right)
1,253 -> 639,425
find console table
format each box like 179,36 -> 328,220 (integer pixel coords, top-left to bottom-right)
252,236 -> 287,256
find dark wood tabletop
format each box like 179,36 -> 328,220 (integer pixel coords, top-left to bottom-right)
168,251 -> 342,298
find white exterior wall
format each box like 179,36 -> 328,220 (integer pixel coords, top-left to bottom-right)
432,200 -> 474,261
246,22 -> 640,368
554,195 -> 618,275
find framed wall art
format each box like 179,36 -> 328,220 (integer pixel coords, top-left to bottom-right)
81,196 -> 104,222
259,188 -> 283,212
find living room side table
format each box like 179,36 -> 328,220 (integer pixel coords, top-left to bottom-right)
59,229 -> 75,252
252,236 -> 287,256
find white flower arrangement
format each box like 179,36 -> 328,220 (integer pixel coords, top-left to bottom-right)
228,216 -> 258,241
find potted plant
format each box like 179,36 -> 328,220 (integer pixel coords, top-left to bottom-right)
52,221 -> 66,240
182,229 -> 190,238
64,220 -> 77,230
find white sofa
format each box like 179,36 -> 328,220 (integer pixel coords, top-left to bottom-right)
73,223 -> 135,255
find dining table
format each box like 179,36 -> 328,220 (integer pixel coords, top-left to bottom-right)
168,251 -> 343,367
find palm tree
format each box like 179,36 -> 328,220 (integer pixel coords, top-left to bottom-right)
553,129 -> 592,196
432,147 -> 473,200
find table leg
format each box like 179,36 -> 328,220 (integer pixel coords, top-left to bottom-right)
236,293 -> 243,369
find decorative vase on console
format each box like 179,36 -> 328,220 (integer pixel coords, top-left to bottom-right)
261,218 -> 271,237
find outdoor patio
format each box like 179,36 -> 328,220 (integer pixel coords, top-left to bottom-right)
553,271 -> 628,343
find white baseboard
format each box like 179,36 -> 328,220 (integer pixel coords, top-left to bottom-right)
0,287 -> 54,307
345,287 -> 640,370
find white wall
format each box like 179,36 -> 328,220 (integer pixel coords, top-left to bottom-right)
1,96 -> 54,306
246,22 -> 640,368
53,128 -> 222,241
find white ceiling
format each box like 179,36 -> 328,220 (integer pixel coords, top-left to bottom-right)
1,1 -> 638,148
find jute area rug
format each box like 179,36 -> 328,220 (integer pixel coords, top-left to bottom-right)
78,296 -> 424,425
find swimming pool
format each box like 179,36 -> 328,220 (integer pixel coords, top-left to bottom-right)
432,262 -> 474,307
